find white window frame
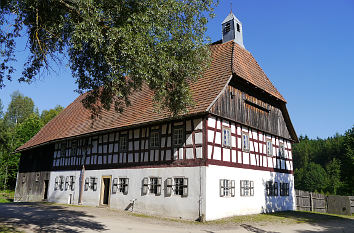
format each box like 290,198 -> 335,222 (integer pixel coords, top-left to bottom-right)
173,127 -> 184,147
119,177 -> 129,195
220,179 -> 235,197
242,133 -> 250,152
222,127 -> 232,148
150,130 -> 160,148
266,139 -> 273,156
240,180 -> 254,196
142,177 -> 162,196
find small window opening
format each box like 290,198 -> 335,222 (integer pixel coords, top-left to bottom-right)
237,23 -> 241,32
224,22 -> 231,35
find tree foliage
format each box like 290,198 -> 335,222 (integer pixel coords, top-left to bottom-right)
40,105 -> 63,125
4,91 -> 34,125
0,91 -> 63,190
0,0 -> 216,117
293,127 -> 354,195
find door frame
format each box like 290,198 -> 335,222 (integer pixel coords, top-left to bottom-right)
100,175 -> 112,206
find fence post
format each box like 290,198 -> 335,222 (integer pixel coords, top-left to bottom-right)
310,192 -> 313,212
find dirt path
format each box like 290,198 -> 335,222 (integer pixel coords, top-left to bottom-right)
0,203 -> 352,233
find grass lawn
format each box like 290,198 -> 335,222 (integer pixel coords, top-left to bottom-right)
0,191 -> 14,204
0,224 -> 22,233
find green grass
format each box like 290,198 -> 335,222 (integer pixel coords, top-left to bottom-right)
0,224 -> 22,233
0,191 -> 14,203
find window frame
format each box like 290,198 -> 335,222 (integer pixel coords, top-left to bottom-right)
279,142 -> 285,158
241,132 -> 250,152
119,177 -> 129,195
220,179 -> 235,197
149,130 -> 160,149
280,182 -> 289,196
172,126 -> 184,147
240,180 -> 254,197
266,139 -> 273,156
222,127 -> 232,148
119,134 -> 128,152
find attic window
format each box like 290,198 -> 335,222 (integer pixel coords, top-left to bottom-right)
224,22 -> 231,34
237,23 -> 240,32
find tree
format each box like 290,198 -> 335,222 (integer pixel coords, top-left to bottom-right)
0,99 -> 3,119
295,162 -> 328,193
5,91 -> 35,125
341,126 -> 354,195
41,105 -> 64,125
325,158 -> 341,194
1,0 -> 216,117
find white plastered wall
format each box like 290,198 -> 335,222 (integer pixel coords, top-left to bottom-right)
48,166 -> 205,220
204,165 -> 295,221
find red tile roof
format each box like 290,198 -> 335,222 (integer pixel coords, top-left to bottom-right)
17,41 -> 288,151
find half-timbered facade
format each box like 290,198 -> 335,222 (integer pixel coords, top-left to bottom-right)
14,12 -> 298,221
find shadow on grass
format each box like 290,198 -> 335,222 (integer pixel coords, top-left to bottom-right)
0,202 -> 106,233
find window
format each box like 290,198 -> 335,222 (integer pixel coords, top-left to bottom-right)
65,176 -> 70,190
266,181 -> 278,196
60,142 -> 67,157
220,179 -> 235,197
85,177 -> 98,191
119,178 -> 129,194
90,177 -> 98,191
112,177 -> 129,194
173,127 -> 184,146
237,23 -> 240,32
279,143 -> 285,158
150,131 -> 160,148
224,22 -> 231,34
222,127 -> 231,147
242,133 -> 250,152
119,135 -> 128,152
72,140 -> 78,157
266,140 -> 273,156
69,176 -> 75,191
59,176 -> 65,191
174,178 -> 188,197
142,177 -> 161,196
280,183 -> 289,196
240,180 -> 254,196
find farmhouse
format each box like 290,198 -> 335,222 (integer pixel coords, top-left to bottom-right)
14,12 -> 298,221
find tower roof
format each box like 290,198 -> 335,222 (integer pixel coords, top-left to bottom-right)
222,12 -> 241,24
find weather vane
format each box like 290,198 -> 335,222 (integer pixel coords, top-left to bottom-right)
230,1 -> 233,13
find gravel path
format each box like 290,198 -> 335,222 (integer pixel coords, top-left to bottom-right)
0,203 -> 353,233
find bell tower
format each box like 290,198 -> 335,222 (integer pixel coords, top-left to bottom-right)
222,12 -> 244,48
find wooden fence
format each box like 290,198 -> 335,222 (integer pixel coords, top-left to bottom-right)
296,189 -> 354,215
295,189 -> 327,213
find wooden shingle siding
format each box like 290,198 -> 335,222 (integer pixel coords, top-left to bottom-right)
210,83 -> 291,140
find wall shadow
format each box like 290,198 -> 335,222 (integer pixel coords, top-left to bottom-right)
0,202 -> 106,232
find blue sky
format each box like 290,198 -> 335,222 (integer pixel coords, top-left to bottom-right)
1,0 -> 353,139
